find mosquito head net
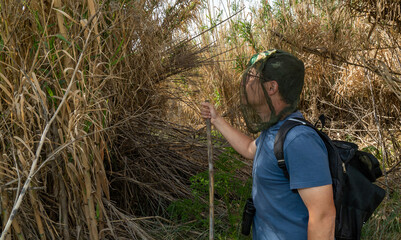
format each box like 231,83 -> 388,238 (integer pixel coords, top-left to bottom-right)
240,49 -> 305,133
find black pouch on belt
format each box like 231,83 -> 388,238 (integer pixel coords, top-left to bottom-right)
241,198 -> 256,236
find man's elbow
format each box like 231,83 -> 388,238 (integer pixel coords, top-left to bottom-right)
310,206 -> 336,227
244,141 -> 256,160
316,207 -> 336,225
243,151 -> 255,160
325,209 -> 336,228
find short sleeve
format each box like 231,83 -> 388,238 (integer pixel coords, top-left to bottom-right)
283,126 -> 332,190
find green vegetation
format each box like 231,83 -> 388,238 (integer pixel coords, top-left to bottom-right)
362,188 -> 401,240
168,147 -> 252,239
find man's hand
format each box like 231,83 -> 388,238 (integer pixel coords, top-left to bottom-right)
298,184 -> 336,240
199,101 -> 256,160
201,102 -> 219,124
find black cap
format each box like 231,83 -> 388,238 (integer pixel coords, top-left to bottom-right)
248,49 -> 305,104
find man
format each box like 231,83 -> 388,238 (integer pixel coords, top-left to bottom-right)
201,49 -> 336,240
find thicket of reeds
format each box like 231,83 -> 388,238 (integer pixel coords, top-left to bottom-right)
1,0 -> 400,239
0,0 -> 218,239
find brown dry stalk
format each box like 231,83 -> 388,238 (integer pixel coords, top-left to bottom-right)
0,156 -> 22,240
81,147 -> 99,240
93,140 -> 106,237
54,0 -> 73,75
1,190 -> 24,240
87,0 -> 101,47
53,124 -> 71,240
59,175 -> 70,240
53,0 -> 69,39
28,188 -> 46,240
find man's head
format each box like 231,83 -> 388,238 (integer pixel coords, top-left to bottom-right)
240,49 -> 305,133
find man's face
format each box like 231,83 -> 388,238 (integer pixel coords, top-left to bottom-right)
242,68 -> 271,120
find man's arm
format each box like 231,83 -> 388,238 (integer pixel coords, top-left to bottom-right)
201,102 -> 256,159
298,184 -> 336,240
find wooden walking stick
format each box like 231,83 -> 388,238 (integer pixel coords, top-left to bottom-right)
205,100 -> 214,240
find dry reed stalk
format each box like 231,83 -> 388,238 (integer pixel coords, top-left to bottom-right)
92,137 -> 108,237
0,157 -> 21,240
95,167 -> 105,238
52,0 -> 88,133
0,200 -> 11,240
0,167 -> 23,240
53,0 -> 69,39
81,145 -> 99,240
86,1 -> 105,235
28,188 -> 46,240
54,0 -> 71,68
1,197 -> 24,240
52,124 -> 71,240
87,0 -> 101,48
58,177 -> 70,240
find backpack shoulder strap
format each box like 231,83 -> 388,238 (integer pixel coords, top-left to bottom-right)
274,117 -> 314,179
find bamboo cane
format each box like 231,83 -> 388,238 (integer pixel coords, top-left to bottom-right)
205,100 -> 214,240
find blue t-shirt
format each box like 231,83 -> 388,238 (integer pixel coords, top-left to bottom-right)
252,111 -> 332,240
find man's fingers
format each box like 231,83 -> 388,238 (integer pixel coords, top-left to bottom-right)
201,102 -> 211,109
201,102 -> 211,112
201,109 -> 211,119
201,102 -> 216,120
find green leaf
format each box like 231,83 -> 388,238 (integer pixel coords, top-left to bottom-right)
0,37 -> 4,51
84,120 -> 93,133
96,203 -> 100,220
55,34 -> 72,46
46,86 -> 54,97
110,39 -> 124,66
34,11 -> 44,33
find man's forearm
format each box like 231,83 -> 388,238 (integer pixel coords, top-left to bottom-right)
212,116 -> 255,159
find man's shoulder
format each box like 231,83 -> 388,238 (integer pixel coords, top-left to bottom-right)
283,123 -> 321,146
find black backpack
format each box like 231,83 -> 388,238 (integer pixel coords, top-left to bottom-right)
274,117 -> 386,240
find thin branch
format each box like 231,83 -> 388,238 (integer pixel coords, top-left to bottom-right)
183,7 -> 245,45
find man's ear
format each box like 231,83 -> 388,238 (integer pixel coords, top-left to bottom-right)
265,81 -> 279,95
